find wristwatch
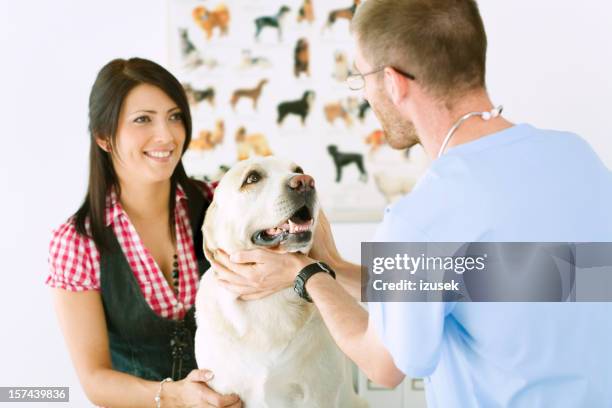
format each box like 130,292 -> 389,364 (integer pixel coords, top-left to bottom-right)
293,261 -> 336,302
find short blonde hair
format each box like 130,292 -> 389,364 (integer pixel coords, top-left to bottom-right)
351,0 -> 487,100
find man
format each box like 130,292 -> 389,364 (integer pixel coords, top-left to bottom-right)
210,0 -> 612,406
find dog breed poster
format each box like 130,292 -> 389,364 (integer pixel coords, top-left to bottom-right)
167,0 -> 429,221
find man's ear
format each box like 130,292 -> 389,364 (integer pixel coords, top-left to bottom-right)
384,67 -> 410,107
95,136 -> 110,152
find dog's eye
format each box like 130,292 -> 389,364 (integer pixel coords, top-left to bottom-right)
244,171 -> 261,185
294,166 -> 304,174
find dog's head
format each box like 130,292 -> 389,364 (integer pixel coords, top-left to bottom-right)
203,156 -> 319,255
327,144 -> 338,155
279,5 -> 291,15
302,90 -> 315,105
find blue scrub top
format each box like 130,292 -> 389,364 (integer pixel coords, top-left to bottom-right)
369,124 -> 612,407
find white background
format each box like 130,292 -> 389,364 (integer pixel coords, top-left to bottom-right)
0,1 -> 610,406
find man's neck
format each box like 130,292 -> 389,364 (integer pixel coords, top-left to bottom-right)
415,90 -> 514,159
117,178 -> 172,222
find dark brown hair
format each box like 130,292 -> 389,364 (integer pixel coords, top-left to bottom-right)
74,57 -> 194,252
351,0 -> 487,101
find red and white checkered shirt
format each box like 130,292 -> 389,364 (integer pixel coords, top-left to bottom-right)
46,182 -> 214,320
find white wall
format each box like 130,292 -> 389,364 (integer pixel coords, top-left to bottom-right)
0,1 -> 610,406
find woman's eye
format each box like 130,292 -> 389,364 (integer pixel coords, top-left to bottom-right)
134,115 -> 150,123
170,112 -> 183,122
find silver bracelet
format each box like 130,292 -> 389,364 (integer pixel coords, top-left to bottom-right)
155,377 -> 173,408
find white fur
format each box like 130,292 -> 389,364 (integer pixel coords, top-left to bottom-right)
195,157 -> 368,407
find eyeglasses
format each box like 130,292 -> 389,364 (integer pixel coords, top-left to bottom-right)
346,66 -> 416,91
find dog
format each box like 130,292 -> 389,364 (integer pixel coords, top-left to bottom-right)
358,100 -> 371,122
332,51 -> 350,82
324,97 -> 358,128
327,145 -> 368,182
324,0 -> 360,31
373,170 -> 417,204
255,5 -> 291,42
193,4 -> 230,40
178,28 -> 204,70
240,49 -> 272,69
235,126 -> 273,161
189,120 -> 224,151
297,0 -> 314,24
195,156 -> 368,407
183,84 -> 215,107
294,38 -> 310,78
277,91 -> 315,126
364,129 -> 386,153
230,79 -> 268,111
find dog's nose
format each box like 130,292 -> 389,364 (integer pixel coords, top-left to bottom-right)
288,174 -> 315,193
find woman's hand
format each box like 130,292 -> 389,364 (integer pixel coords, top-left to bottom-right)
205,247 -> 313,300
166,369 -> 241,407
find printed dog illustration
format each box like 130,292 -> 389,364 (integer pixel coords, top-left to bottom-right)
297,0 -> 314,24
255,5 -> 291,42
235,126 -> 273,161
332,51 -> 350,82
277,91 -> 316,126
327,145 -> 368,183
183,84 -> 215,107
324,0 -> 360,31
358,100 -> 371,122
230,79 -> 268,111
323,97 -> 358,128
195,156 -> 368,408
178,29 -> 218,70
240,49 -> 272,69
294,38 -> 310,78
189,120 -> 225,151
364,129 -> 386,153
193,4 -> 230,40
373,170 -> 417,204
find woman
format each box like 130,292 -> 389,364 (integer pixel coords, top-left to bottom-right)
47,58 -> 241,407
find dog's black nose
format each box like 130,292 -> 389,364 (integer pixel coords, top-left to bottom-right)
288,174 -> 315,193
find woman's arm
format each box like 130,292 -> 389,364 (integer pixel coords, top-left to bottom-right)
51,289 -> 241,408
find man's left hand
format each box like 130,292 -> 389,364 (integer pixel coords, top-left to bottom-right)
205,248 -> 313,300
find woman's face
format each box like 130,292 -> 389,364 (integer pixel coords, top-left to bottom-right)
102,83 -> 186,186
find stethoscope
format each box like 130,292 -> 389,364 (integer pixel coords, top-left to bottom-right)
437,105 -> 504,158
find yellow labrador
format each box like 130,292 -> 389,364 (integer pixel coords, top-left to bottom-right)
195,156 -> 368,407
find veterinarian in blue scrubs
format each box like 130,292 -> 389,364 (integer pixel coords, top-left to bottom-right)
211,0 -> 612,407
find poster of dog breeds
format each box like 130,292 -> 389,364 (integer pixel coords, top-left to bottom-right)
169,0 -> 429,222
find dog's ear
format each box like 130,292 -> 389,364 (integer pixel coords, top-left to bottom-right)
202,200 -> 219,259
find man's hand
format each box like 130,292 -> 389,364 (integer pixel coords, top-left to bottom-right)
205,247 -> 313,300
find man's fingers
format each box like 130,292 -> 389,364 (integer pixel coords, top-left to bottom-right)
218,280 -> 262,296
230,249 -> 267,264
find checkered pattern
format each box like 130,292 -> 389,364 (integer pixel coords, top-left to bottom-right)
46,182 -> 214,320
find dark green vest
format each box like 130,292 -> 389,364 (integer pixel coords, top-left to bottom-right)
99,182 -> 209,381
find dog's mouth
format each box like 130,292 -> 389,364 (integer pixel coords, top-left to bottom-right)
251,205 -> 314,247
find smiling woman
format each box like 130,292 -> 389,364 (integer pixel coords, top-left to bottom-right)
46,58 -> 241,408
